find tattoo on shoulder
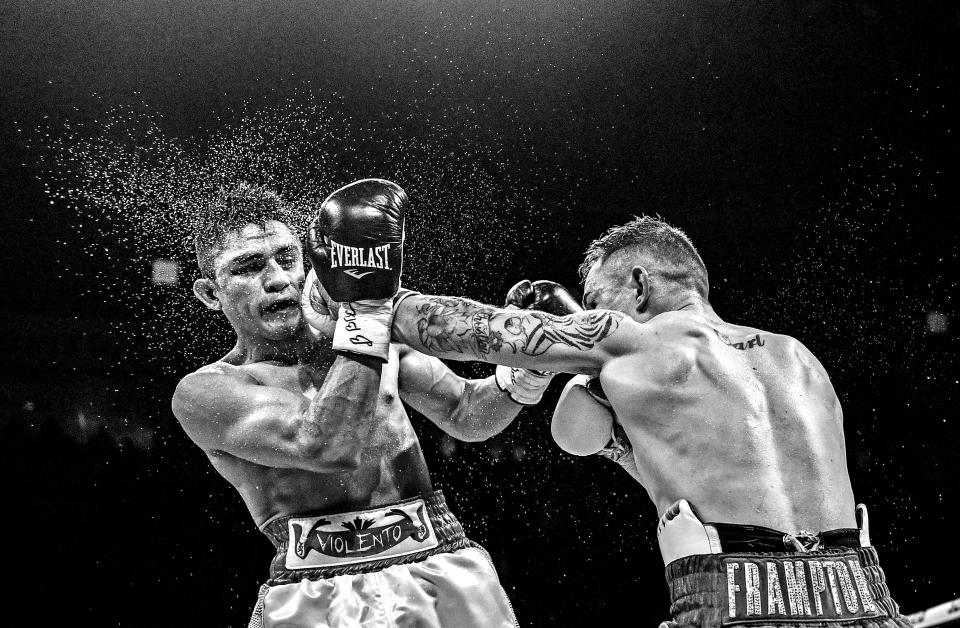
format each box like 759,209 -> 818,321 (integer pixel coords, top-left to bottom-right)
414,296 -> 622,359
715,329 -> 765,350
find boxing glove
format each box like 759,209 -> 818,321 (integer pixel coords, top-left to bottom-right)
300,268 -> 337,338
565,374 -> 612,411
495,279 -> 581,404
504,279 -> 583,316
584,375 -> 611,409
306,179 -> 406,361
564,375 -> 631,468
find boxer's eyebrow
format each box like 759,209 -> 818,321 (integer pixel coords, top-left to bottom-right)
272,245 -> 300,267
225,251 -> 264,268
273,244 -> 300,258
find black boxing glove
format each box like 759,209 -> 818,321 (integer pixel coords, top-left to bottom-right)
494,279 -> 581,404
308,178 -> 405,300
306,179 -> 406,361
504,279 -> 583,316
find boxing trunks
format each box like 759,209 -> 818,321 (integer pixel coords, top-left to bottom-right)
249,491 -> 517,628
657,500 -> 912,628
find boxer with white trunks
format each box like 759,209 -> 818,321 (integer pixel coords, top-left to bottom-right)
386,214 -> 912,626
172,181 -> 551,627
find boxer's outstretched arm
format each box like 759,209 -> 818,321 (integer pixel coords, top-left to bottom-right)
393,294 -> 635,375
397,346 -> 523,442
172,355 -> 382,473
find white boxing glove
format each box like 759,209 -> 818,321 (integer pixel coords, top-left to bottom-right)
495,365 -> 555,405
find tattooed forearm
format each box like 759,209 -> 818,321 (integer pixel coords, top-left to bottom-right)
415,297 -> 497,357
412,296 -> 622,363
514,310 -> 620,356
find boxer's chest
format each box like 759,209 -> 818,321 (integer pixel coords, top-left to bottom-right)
244,355 -> 424,497
246,349 -> 402,401
244,350 -> 411,449
244,361 -> 331,399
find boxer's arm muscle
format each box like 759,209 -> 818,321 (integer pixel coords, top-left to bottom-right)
397,347 -> 522,442
551,378 -> 615,455
172,357 -> 382,473
393,294 -> 635,375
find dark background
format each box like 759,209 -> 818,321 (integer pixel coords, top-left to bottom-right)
1,1 -> 958,625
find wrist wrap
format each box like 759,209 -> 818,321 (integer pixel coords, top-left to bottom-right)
495,365 -> 554,405
333,299 -> 393,362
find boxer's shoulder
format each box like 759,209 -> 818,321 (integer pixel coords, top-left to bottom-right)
638,310 -> 714,345
657,312 -> 795,350
173,361 -> 262,414
189,359 -> 261,383
193,360 -> 235,375
711,323 -> 810,359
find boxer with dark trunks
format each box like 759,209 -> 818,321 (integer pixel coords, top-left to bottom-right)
172,182 -> 552,627
384,211 -> 911,626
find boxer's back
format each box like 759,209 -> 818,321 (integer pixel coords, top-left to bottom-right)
603,311 -> 857,532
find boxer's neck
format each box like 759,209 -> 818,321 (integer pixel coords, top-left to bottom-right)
232,327 -> 319,365
663,293 -> 723,325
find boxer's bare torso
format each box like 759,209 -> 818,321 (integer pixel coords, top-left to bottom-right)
392,287 -> 858,535
175,219 -> 524,531
598,310 -> 856,532
190,346 -> 432,527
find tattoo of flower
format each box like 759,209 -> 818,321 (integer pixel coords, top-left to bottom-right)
489,330 -> 505,352
412,296 -> 622,361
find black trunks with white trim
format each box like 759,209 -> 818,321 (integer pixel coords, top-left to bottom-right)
656,499 -> 912,627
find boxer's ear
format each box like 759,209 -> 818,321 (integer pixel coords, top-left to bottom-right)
631,266 -> 650,312
193,277 -> 223,311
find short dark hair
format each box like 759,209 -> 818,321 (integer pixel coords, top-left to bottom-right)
579,216 -> 709,297
194,183 -> 296,279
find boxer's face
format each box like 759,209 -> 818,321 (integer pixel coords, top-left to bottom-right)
198,221 -> 306,341
582,254 -> 654,323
